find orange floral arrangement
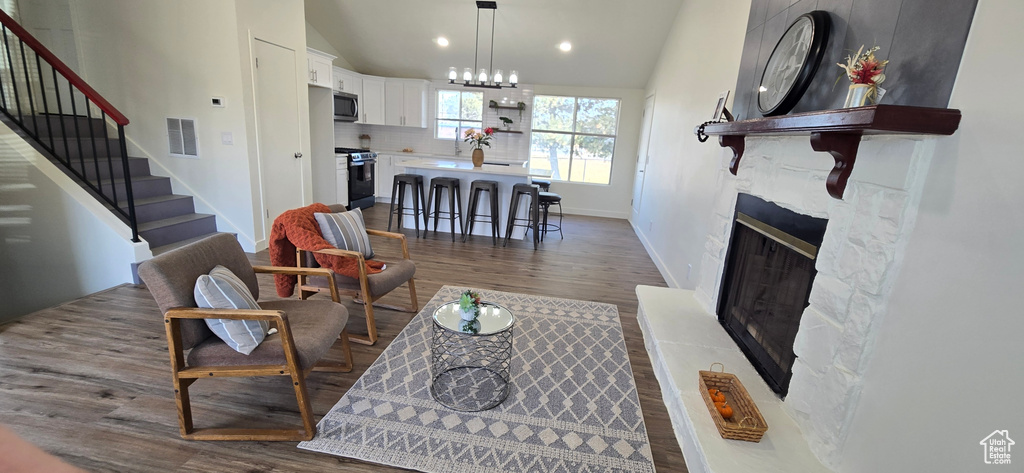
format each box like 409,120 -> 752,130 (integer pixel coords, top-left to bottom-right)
463,127 -> 494,149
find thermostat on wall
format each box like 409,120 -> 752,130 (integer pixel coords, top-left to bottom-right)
211,96 -> 225,107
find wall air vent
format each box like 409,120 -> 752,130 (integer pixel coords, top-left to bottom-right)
167,117 -> 199,157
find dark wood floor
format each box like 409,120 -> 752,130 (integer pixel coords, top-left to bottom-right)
0,205 -> 682,472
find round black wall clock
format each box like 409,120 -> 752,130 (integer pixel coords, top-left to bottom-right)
757,11 -> 830,116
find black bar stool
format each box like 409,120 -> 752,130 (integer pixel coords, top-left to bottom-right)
388,173 -> 428,237
538,191 -> 563,241
425,176 -> 463,242
532,179 -> 551,191
463,180 -> 501,245
503,183 -> 540,250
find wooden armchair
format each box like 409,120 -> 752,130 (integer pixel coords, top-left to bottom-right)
296,205 -> 419,345
137,234 -> 353,441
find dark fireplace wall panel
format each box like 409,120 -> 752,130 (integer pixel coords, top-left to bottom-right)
733,0 -> 977,120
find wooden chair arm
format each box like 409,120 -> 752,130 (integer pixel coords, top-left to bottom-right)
165,307 -> 286,322
365,229 -> 411,260
310,247 -> 365,261
252,265 -> 335,278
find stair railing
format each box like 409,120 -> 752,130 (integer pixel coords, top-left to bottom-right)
0,9 -> 138,241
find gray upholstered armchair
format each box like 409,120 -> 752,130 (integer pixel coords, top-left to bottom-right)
296,203 -> 418,345
137,233 -> 353,441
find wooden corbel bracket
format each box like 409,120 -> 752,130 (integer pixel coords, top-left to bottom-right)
719,135 -> 745,175
810,132 -> 862,199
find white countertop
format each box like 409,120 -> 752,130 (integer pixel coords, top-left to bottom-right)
399,157 -> 535,177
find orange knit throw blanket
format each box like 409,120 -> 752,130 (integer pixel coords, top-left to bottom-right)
269,203 -> 385,297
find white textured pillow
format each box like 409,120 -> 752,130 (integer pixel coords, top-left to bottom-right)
314,208 -> 375,259
194,265 -> 268,355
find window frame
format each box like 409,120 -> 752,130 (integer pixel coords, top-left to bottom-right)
529,94 -> 621,185
434,88 -> 484,141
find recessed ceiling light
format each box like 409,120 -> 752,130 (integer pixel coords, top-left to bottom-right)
559,41 -> 572,52
437,37 -> 449,47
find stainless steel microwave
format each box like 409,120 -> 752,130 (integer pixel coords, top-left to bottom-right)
334,91 -> 358,122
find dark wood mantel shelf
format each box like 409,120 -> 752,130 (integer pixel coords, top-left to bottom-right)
703,105 -> 961,199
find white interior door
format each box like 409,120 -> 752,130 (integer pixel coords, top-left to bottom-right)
632,95 -> 656,214
254,38 -> 305,238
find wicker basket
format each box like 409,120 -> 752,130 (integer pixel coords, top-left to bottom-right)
698,363 -> 769,442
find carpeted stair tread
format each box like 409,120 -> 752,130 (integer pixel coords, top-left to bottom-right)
150,232 -> 233,256
137,212 -> 215,232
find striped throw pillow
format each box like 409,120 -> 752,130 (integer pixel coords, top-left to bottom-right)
194,265 -> 269,355
314,208 -> 375,259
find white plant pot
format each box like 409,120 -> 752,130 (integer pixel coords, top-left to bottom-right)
460,308 -> 477,321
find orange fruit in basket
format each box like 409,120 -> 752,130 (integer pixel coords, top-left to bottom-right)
708,389 -> 726,403
717,402 -> 734,419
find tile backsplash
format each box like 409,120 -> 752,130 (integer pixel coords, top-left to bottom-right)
335,80 -> 533,163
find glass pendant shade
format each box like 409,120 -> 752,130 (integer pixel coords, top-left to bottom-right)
478,68 -> 488,83
448,67 -> 458,81
493,69 -> 503,84
463,68 -> 473,82
508,70 -> 518,85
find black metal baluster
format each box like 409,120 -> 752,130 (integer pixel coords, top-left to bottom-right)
18,41 -> 39,139
118,125 -> 138,242
51,67 -> 70,167
0,33 -> 8,112
68,84 -> 86,180
100,111 -> 119,210
84,97 -> 103,198
34,53 -> 54,154
2,26 -> 24,124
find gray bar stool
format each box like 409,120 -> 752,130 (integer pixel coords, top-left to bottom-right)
503,182 -> 540,250
388,173 -> 428,237
531,179 -> 551,191
463,180 -> 501,245
425,176 -> 464,242
538,191 -> 563,241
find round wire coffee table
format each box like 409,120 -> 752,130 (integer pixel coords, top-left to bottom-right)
430,301 -> 515,411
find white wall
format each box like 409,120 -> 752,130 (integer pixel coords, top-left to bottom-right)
631,0 -> 750,288
532,84 -> 644,219
68,0 -> 259,249
838,2 -> 1024,470
305,21 -> 354,70
0,123 -> 146,322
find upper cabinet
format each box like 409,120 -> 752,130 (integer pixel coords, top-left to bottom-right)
361,75 -> 387,126
384,78 -> 428,128
306,48 -> 335,89
333,67 -> 362,96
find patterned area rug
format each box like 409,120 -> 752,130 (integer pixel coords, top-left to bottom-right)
298,286 -> 655,473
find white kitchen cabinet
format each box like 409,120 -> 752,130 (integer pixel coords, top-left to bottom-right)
384,78 -> 428,128
361,75 -> 386,125
306,48 -> 334,89
333,67 -> 362,96
336,158 -> 349,206
375,154 -> 394,200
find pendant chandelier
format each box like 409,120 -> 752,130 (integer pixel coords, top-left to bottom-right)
448,1 -> 518,89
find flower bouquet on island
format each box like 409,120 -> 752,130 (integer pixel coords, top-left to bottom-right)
837,45 -> 889,107
459,290 -> 482,333
463,128 -> 494,149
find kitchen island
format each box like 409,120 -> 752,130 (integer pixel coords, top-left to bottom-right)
393,157 -> 539,240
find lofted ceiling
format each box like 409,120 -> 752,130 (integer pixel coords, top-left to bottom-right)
304,0 -> 684,89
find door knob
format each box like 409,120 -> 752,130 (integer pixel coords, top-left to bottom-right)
294,152 -> 303,159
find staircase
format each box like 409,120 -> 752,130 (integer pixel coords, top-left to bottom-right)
0,9 -> 221,256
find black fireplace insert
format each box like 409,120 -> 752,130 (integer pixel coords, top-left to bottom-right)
717,194 -> 827,397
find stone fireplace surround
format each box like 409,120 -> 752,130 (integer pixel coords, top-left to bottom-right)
638,133 -> 938,471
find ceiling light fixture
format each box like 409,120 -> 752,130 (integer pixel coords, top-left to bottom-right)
448,1 -> 517,89
437,36 -> 449,47
559,41 -> 572,52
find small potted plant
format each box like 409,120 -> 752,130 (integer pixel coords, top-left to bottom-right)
458,290 -> 482,333
517,101 -> 526,119
499,116 -> 513,130
837,45 -> 888,107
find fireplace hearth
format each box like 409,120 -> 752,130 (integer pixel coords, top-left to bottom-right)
717,194 -> 827,396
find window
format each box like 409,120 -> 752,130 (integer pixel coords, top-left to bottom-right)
530,95 -> 620,184
436,89 -> 483,139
